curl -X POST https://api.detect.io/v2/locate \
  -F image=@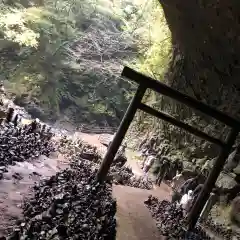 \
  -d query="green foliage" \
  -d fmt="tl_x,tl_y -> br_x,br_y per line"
119,0 -> 172,135
0,8 -> 39,47
0,0 -> 172,127
115,0 -> 172,77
